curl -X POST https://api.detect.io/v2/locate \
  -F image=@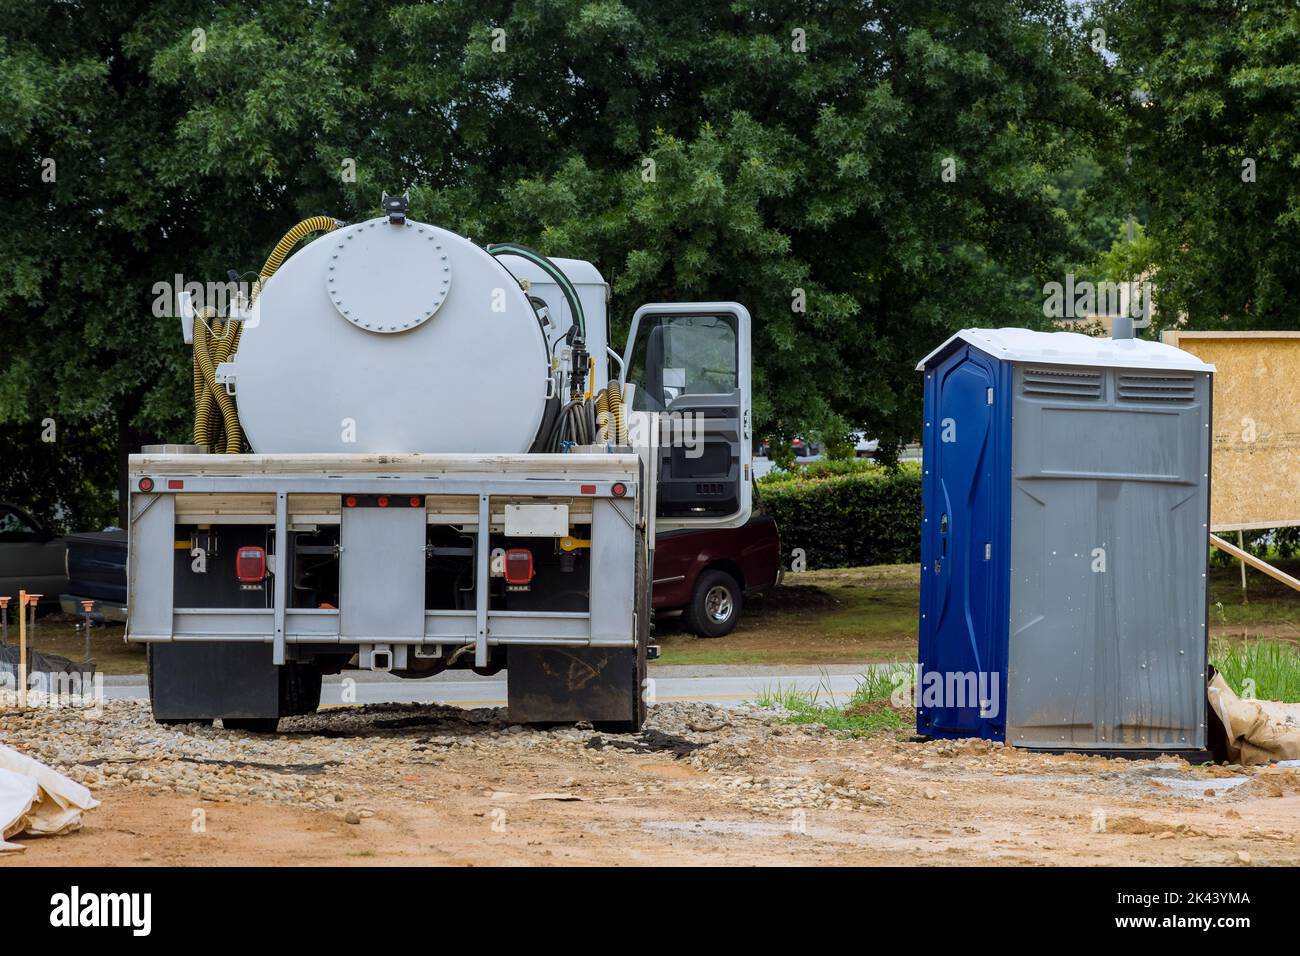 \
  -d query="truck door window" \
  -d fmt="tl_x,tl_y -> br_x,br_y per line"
627,314 -> 738,411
